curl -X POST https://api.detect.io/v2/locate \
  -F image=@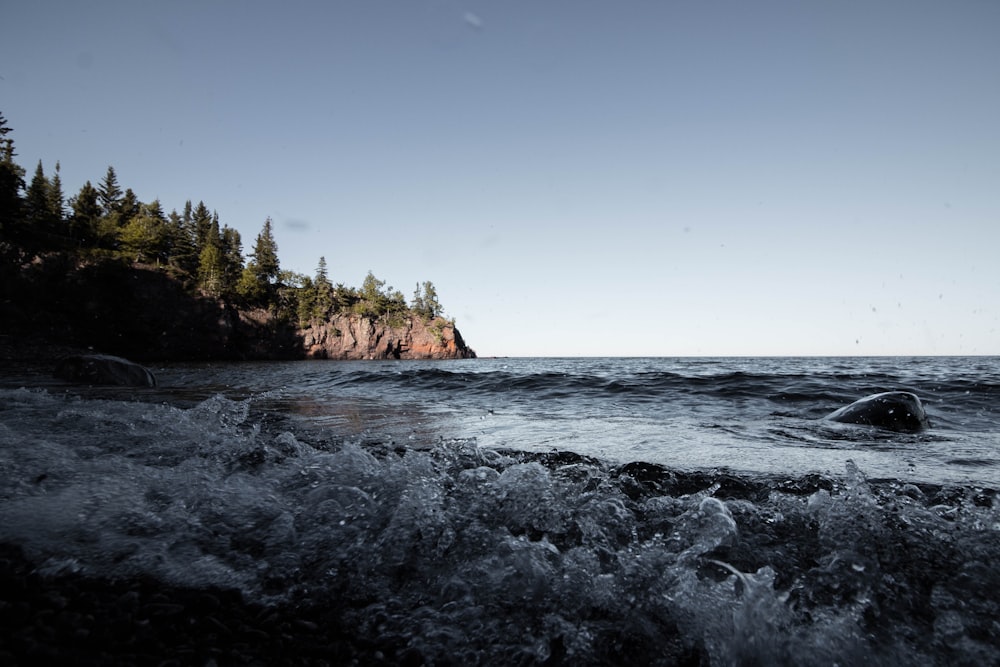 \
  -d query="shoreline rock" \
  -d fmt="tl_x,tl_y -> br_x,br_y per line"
53,354 -> 157,387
